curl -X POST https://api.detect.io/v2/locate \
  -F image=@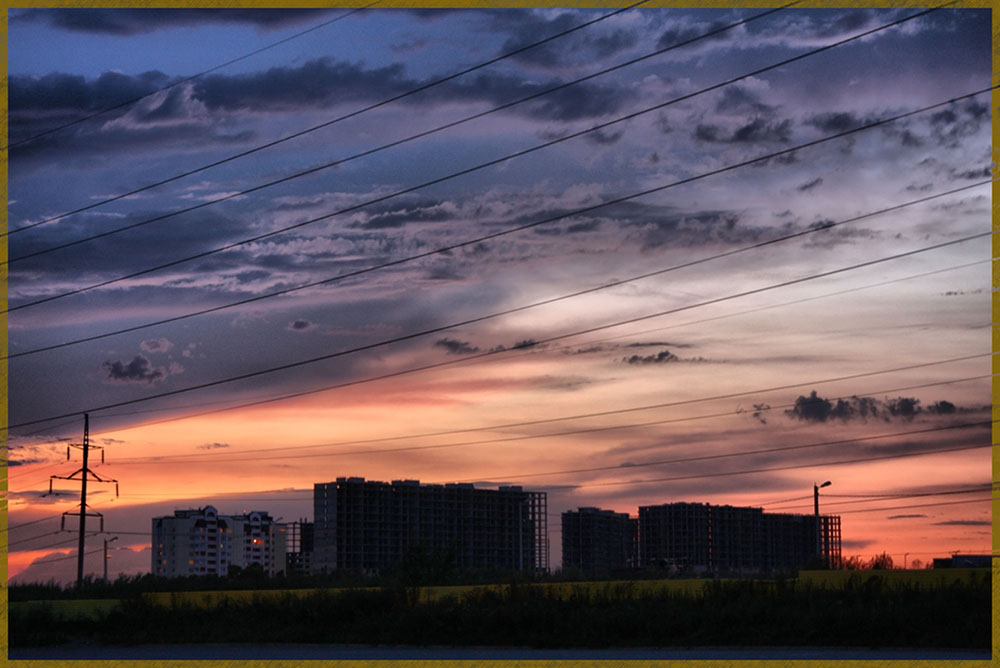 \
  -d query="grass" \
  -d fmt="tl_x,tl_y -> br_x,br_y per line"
9,570 -> 991,649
